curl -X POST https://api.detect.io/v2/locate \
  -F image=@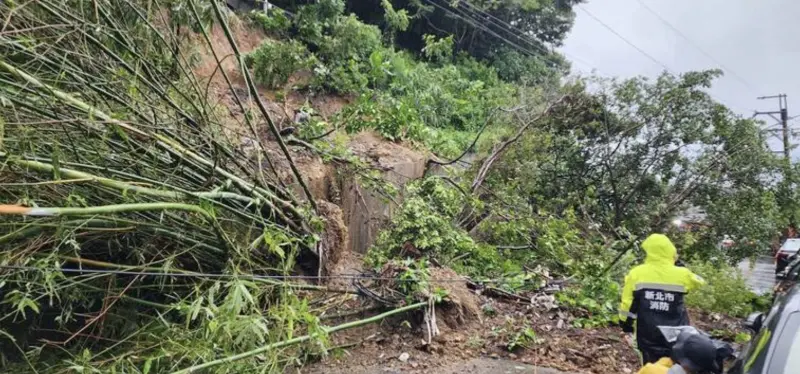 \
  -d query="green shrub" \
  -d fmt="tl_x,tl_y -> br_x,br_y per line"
556,274 -> 621,328
338,56 -> 514,141
249,9 -> 291,36
367,178 -> 506,277
294,0 -> 345,45
317,15 -> 382,63
310,15 -> 383,93
489,47 -> 566,86
246,39 -> 312,88
685,260 -> 764,317
381,0 -> 409,40
392,61 -> 515,132
423,128 -> 475,159
342,91 -> 426,141
422,34 -> 454,63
